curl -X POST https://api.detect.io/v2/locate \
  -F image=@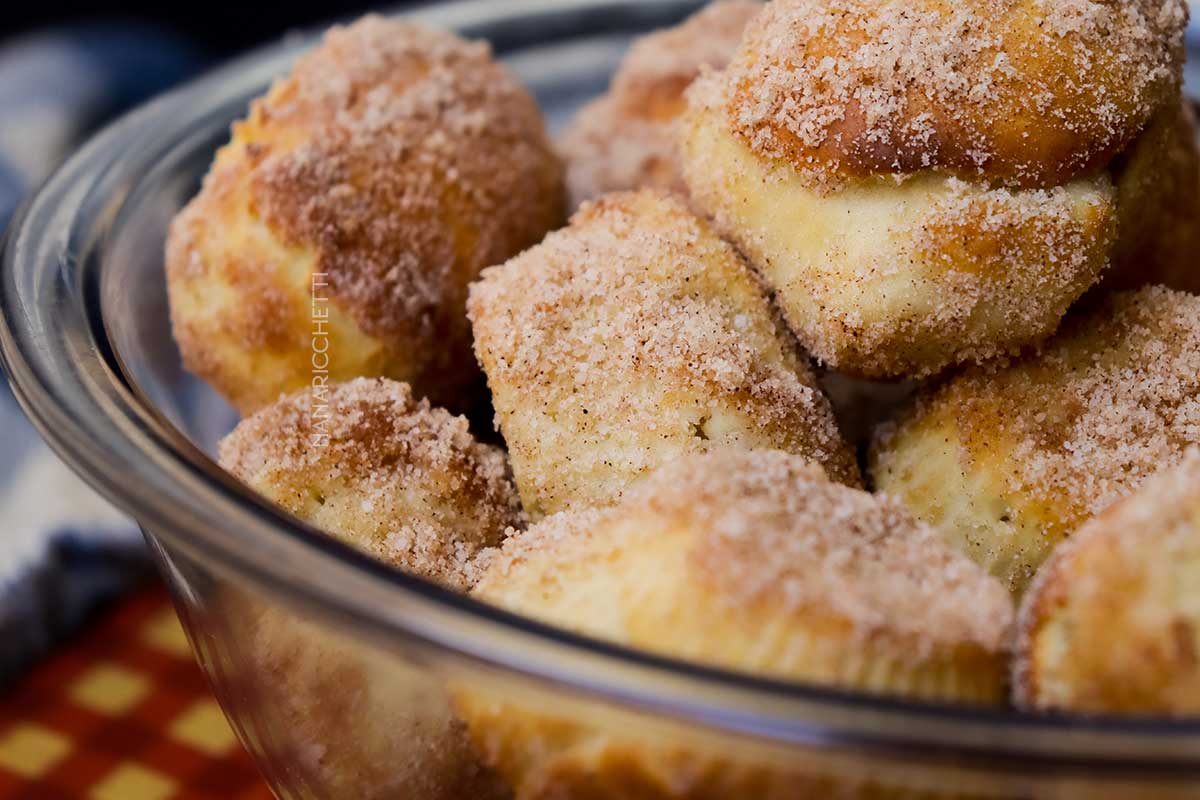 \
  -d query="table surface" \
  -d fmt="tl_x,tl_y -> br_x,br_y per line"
0,587 -> 272,800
